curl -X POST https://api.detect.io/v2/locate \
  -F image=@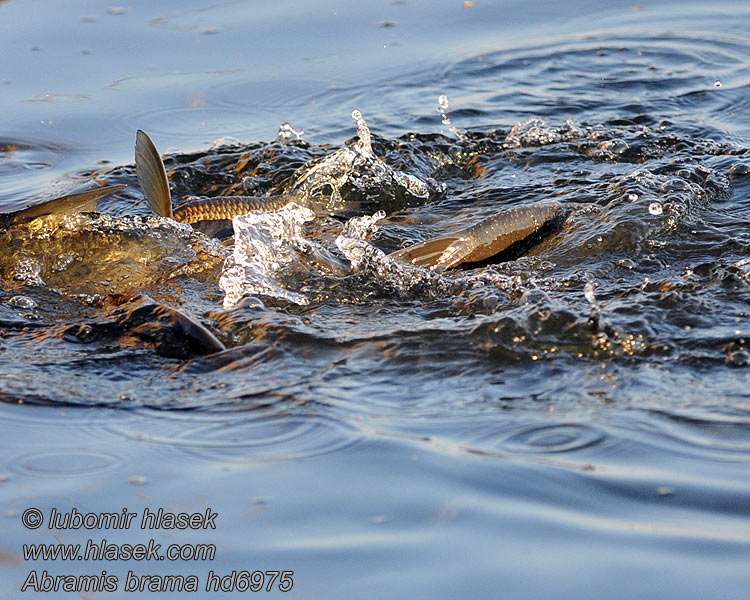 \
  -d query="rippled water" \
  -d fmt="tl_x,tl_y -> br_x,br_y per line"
1,0 -> 750,598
